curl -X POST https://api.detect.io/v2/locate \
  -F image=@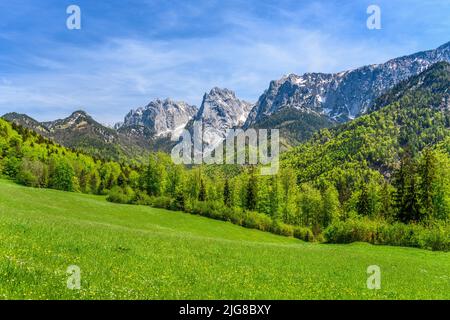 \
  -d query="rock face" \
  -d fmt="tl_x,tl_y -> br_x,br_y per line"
118,98 -> 197,139
370,61 -> 450,112
185,87 -> 253,151
244,73 -> 335,127
2,112 -> 51,135
2,110 -> 150,161
245,41 -> 450,128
